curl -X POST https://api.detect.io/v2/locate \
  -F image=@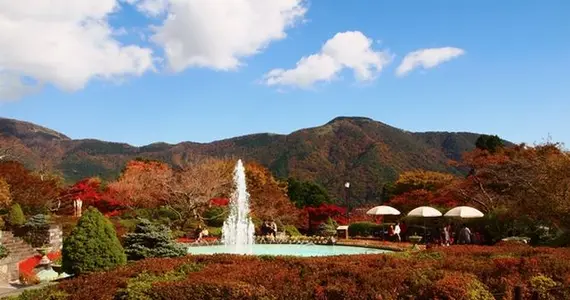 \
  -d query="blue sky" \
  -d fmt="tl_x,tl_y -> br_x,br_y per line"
0,0 -> 568,146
